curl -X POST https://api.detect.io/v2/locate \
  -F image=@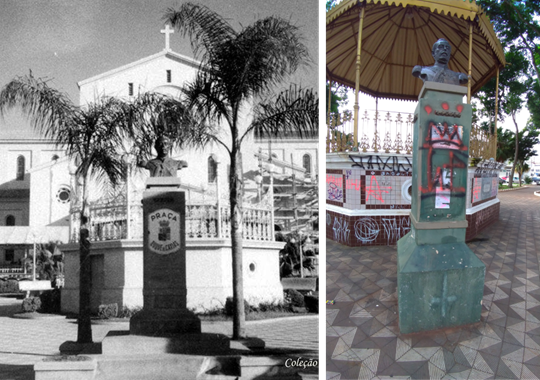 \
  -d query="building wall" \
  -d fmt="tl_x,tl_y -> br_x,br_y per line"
326,152 -> 501,246
60,239 -> 285,314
